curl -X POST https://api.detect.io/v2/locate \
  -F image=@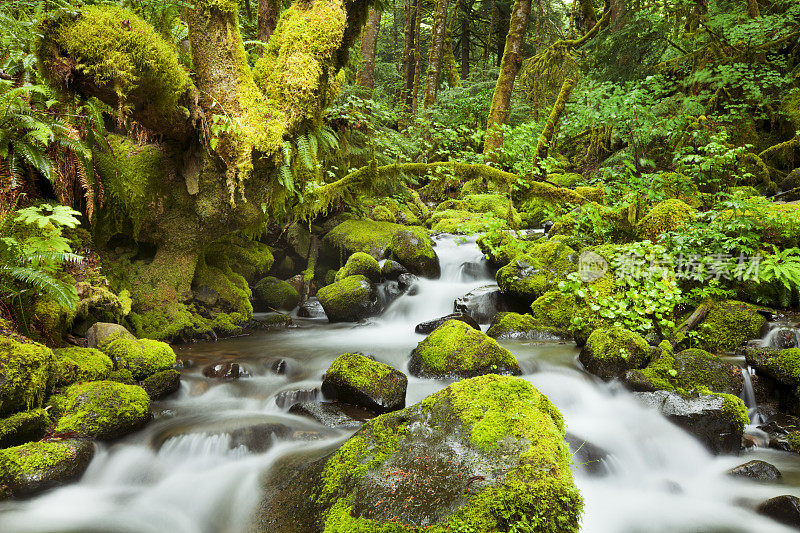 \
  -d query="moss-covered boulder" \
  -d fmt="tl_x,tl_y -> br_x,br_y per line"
317,275 -> 380,323
496,255 -> 558,307
694,300 -> 766,352
530,291 -> 578,335
636,199 -> 695,241
334,252 -> 381,282
86,322 -> 136,349
486,312 -> 569,340
102,337 -> 176,380
321,353 -> 407,414
254,375 -> 582,532
476,231 -> 530,267
0,337 -> 55,417
252,276 -> 300,311
746,347 -> 800,386
0,409 -> 50,448
140,369 -> 181,399
409,320 -> 521,378
0,440 -> 94,499
579,327 -> 650,380
626,343 -> 742,395
370,205 -> 396,223
50,380 -> 150,439
323,220 -> 438,277
388,229 -> 440,278
53,347 -> 113,387
380,259 -> 407,280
